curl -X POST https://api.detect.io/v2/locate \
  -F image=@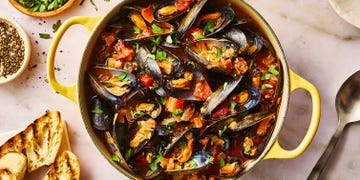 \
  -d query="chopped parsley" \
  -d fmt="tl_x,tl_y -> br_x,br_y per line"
91,109 -> 103,114
111,155 -> 120,163
219,158 -> 225,168
268,65 -> 279,75
175,165 -> 182,170
186,159 -> 198,168
105,82 -> 112,88
218,125 -> 227,137
248,59 -> 254,69
172,109 -> 183,115
117,73 -> 128,81
133,26 -> 141,34
166,34 -> 173,44
203,20 -> 215,34
210,135 -> 218,145
133,43 -> 140,53
149,154 -> 164,171
149,36 -> 162,45
52,20 -> 62,33
261,73 -> 271,80
166,122 -> 174,130
192,32 -> 206,39
146,54 -> 156,60
261,84 -> 267,90
151,24 -> 163,34
125,148 -> 132,161
244,145 -> 251,153
230,100 -> 237,112
39,33 -> 51,39
155,49 -> 167,61
216,48 -> 221,60
161,97 -> 167,105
